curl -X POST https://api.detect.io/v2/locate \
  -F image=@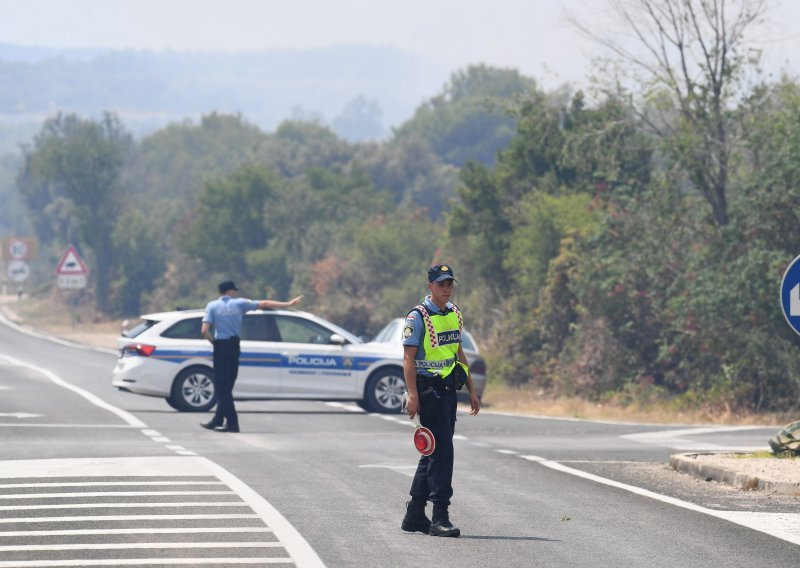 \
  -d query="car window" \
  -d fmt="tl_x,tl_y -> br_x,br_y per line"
461,331 -> 477,352
241,314 -> 280,342
372,320 -> 400,343
122,319 -> 158,339
274,315 -> 338,344
161,316 -> 204,340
